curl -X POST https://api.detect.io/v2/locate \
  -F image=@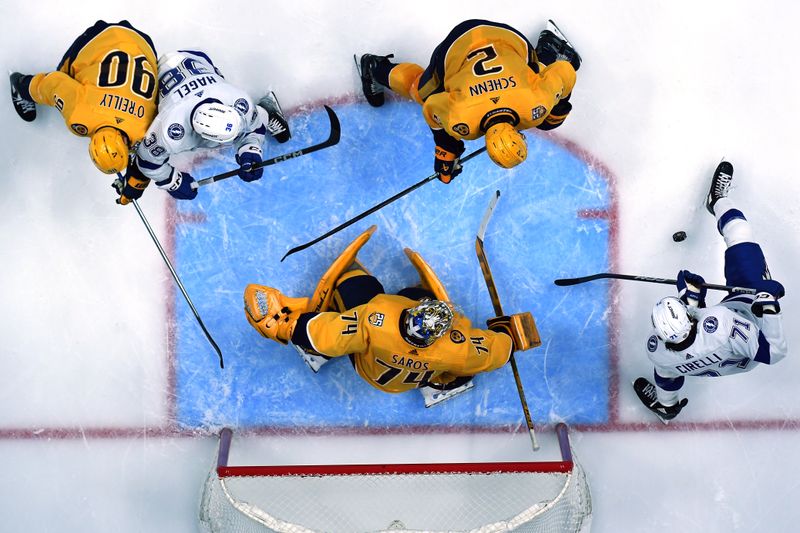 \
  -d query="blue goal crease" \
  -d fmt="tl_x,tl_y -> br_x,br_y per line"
171,101 -> 611,430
